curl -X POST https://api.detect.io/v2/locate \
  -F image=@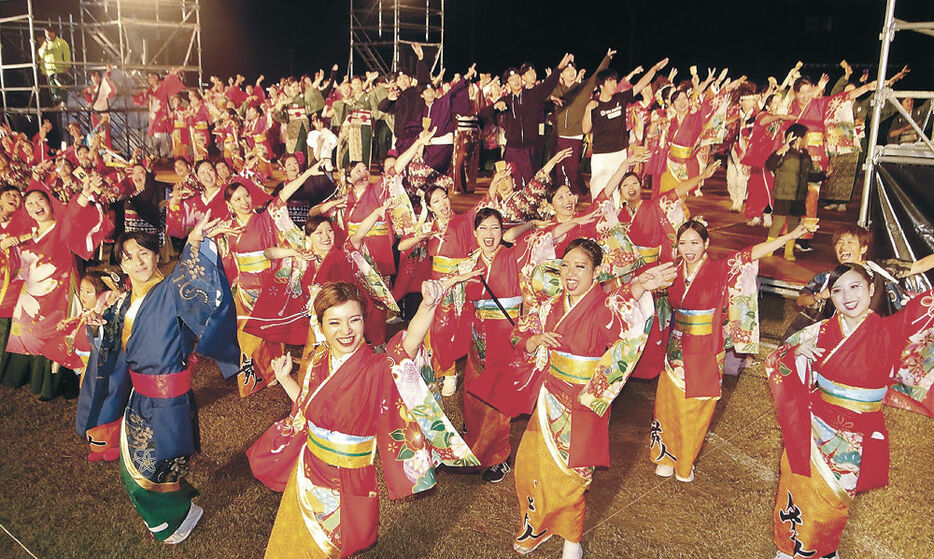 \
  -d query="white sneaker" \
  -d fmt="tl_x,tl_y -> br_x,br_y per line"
561,540 -> 583,559
654,464 -> 674,477
164,503 -> 203,545
441,375 -> 458,397
675,467 -> 695,483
